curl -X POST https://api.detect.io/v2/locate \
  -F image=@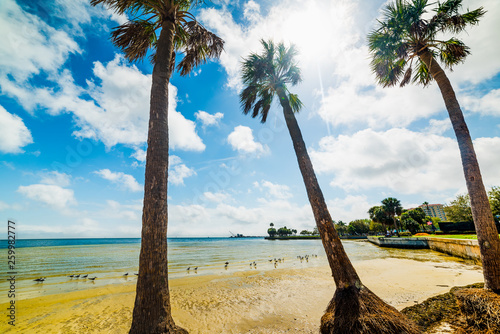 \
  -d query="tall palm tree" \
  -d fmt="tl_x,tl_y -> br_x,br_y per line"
382,197 -> 402,233
368,205 -> 392,232
240,39 -> 418,333
368,0 -> 500,292
90,1 -> 223,332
